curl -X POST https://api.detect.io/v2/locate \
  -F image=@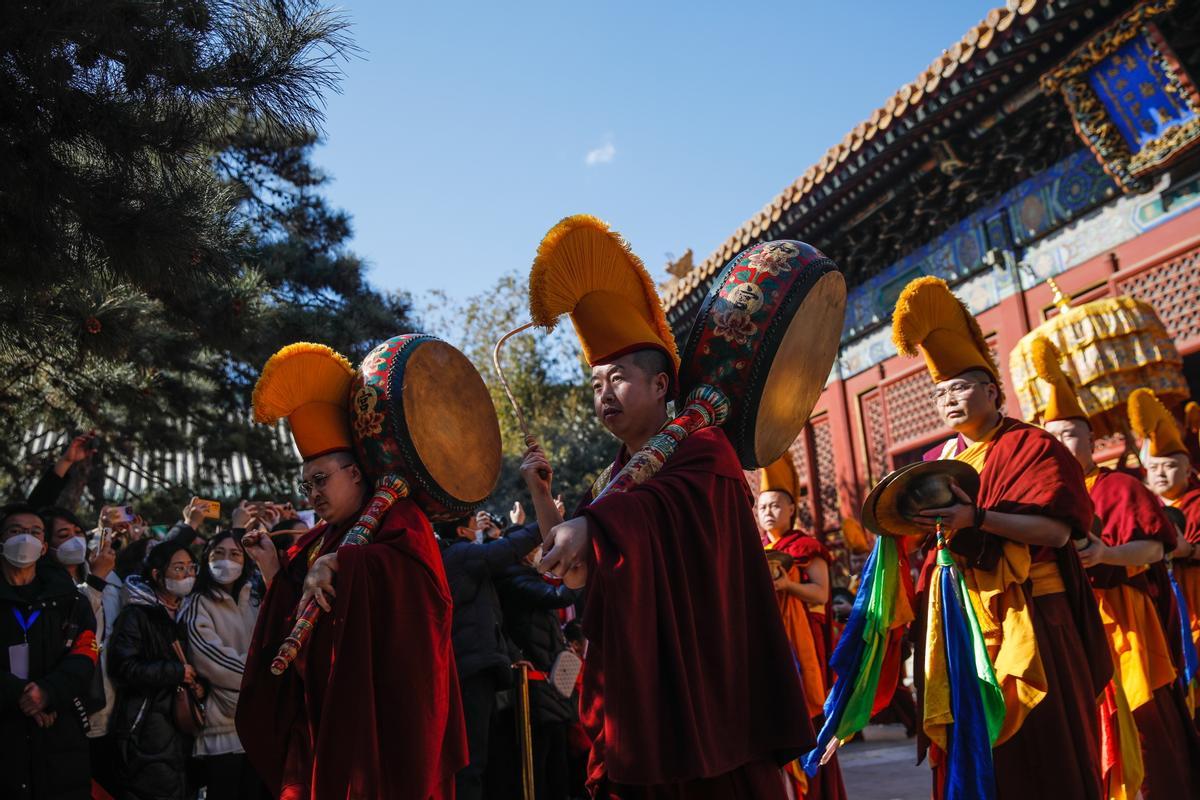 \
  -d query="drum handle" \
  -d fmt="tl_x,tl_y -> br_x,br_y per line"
493,322 -> 549,472
270,476 -> 410,676
592,385 -> 729,503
